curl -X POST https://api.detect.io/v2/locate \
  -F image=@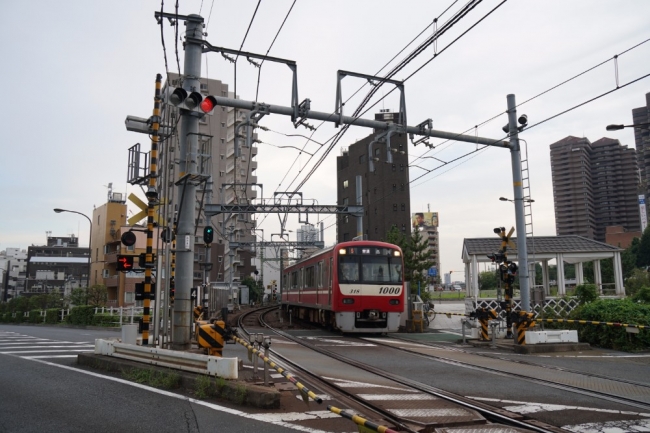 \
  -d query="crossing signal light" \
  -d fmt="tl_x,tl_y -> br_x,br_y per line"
203,226 -> 214,245
117,255 -> 134,271
167,87 -> 217,114
169,277 -> 175,302
121,231 -> 136,247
